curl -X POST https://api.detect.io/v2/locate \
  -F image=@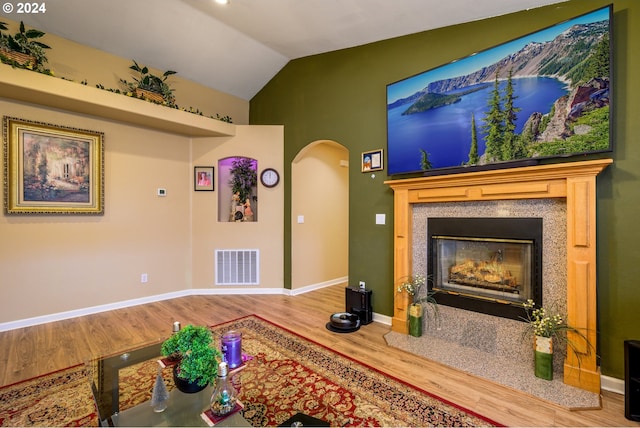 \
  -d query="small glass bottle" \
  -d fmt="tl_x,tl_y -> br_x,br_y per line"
209,361 -> 238,416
